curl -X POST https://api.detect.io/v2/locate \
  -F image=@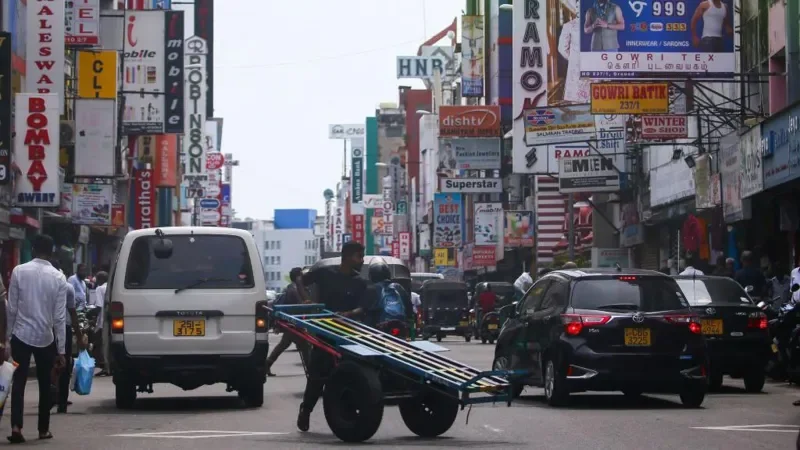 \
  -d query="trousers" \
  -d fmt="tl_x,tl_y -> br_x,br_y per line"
57,326 -> 74,409
10,336 -> 56,432
300,347 -> 335,412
